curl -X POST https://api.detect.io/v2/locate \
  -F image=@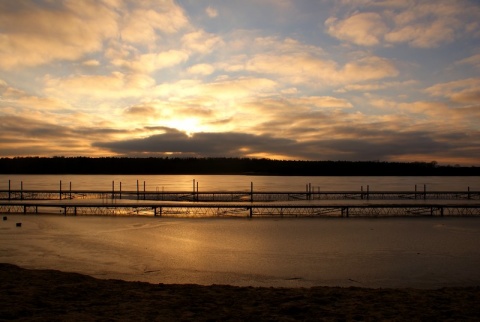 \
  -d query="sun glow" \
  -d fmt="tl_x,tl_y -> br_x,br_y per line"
164,118 -> 202,136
